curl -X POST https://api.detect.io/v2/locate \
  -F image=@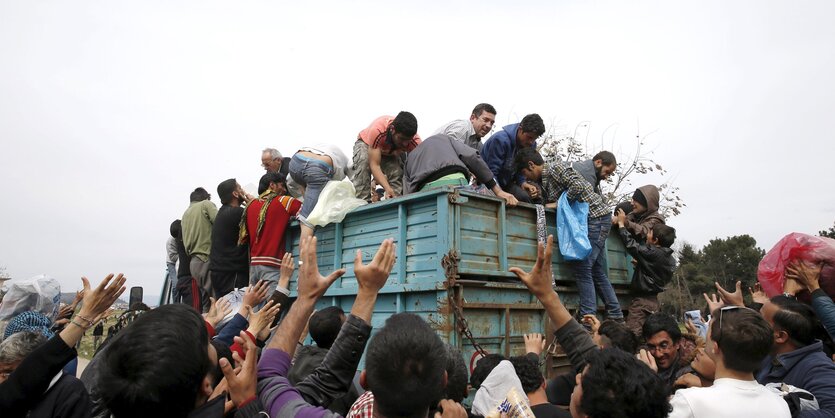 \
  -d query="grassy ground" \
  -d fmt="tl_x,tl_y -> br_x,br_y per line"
77,310 -> 124,359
